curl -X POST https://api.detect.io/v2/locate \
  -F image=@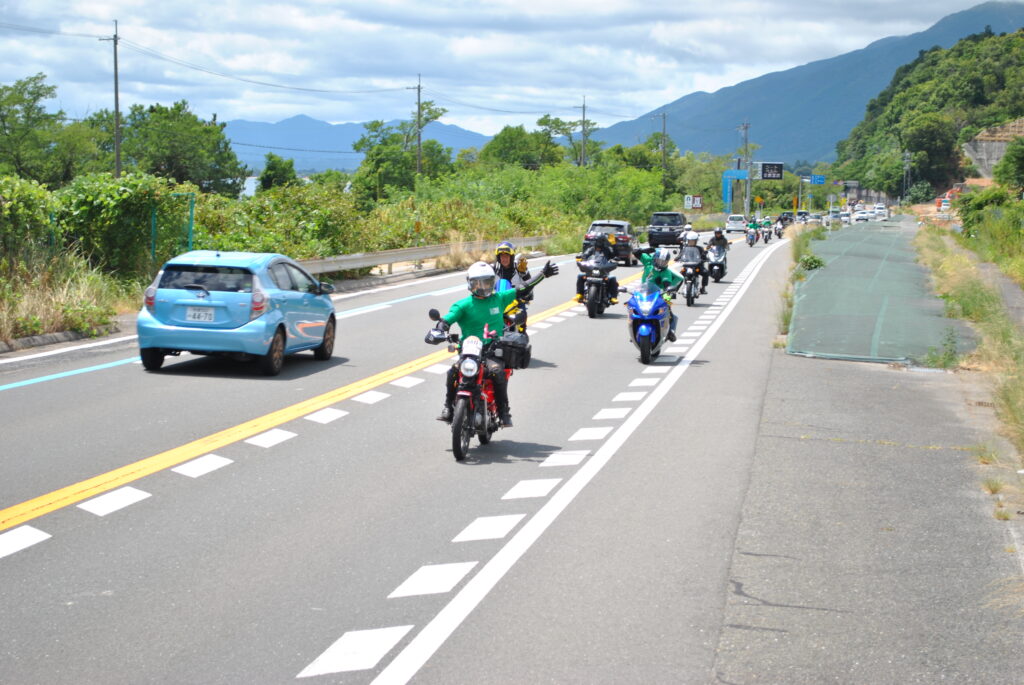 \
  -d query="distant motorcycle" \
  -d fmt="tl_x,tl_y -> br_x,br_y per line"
624,282 -> 673,364
762,227 -> 772,244
707,245 -> 727,283
577,254 -> 618,319
679,259 -> 702,306
746,228 -> 758,247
